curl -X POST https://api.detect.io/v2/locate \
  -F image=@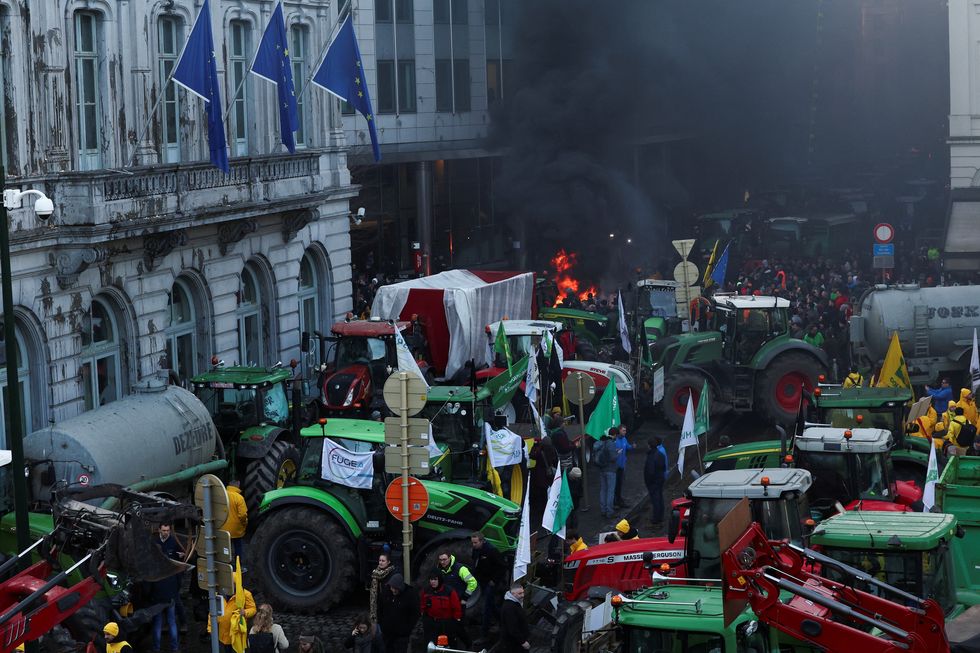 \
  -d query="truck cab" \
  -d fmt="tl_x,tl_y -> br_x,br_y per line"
809,511 -> 961,618
676,468 -> 813,581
